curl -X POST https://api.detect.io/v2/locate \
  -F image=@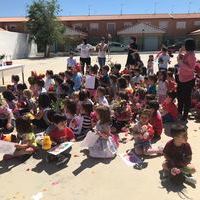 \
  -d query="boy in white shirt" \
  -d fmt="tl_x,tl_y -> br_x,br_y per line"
158,47 -> 170,71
